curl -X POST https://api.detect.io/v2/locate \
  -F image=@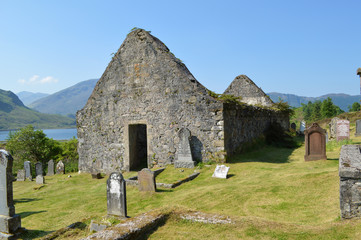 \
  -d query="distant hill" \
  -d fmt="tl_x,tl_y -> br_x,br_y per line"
268,92 -> 361,112
29,79 -> 98,116
17,91 -> 49,106
0,89 -> 75,130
